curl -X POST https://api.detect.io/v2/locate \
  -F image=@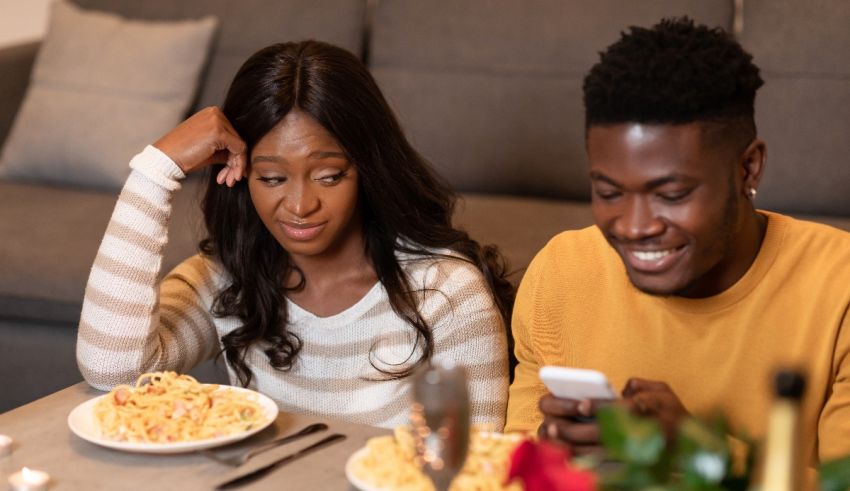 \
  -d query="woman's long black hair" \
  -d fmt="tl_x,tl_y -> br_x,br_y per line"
200,40 -> 514,386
